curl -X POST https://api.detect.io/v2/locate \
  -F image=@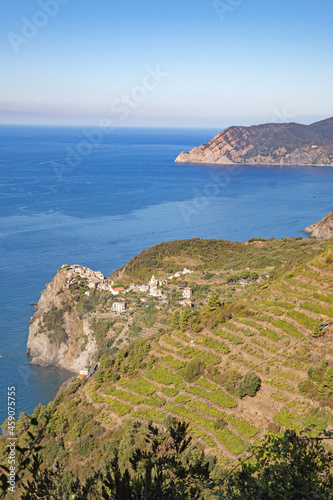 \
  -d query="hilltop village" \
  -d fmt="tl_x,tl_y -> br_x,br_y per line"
62,264 -> 195,312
